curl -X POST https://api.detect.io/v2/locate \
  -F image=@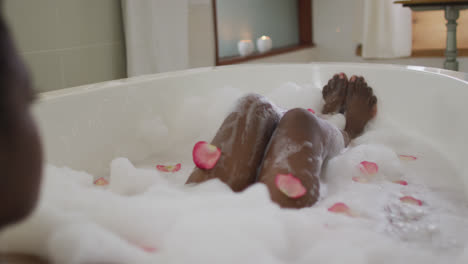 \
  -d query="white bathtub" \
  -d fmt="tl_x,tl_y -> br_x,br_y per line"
34,63 -> 468,181
0,62 -> 460,263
